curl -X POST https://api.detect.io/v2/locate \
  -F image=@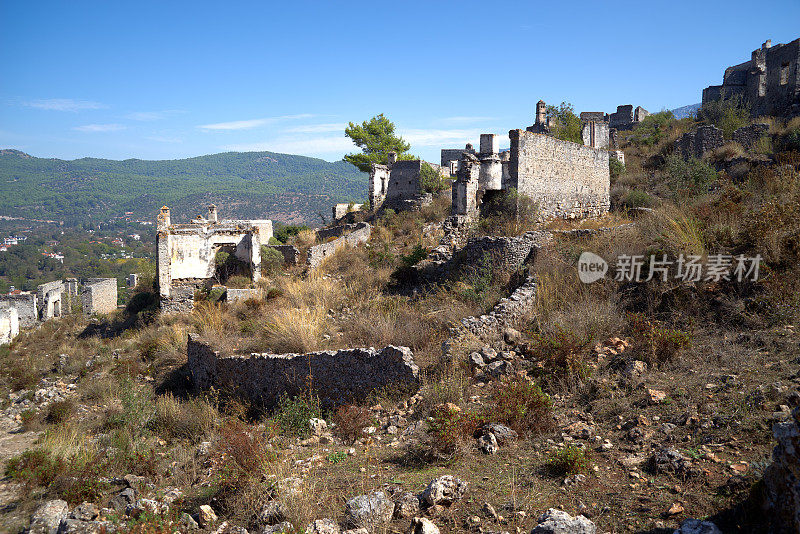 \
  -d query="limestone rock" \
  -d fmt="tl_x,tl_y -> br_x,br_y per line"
503,327 -> 523,345
420,475 -> 468,507
345,491 -> 393,530
69,502 -> 99,522
29,499 -> 68,534
480,423 -> 518,444
258,501 -> 285,526
407,517 -> 440,534
469,352 -> 486,369
59,519 -> 117,534
478,432 -> 499,454
393,491 -> 421,519
342,529 -> 369,534
309,418 -> 328,435
198,505 -> 218,528
261,522 -> 293,534
651,447 -> 692,474
530,508 -> 596,534
673,518 -> 722,534
181,513 -> 199,530
108,487 -> 136,512
623,360 -> 647,380
306,518 -> 341,534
